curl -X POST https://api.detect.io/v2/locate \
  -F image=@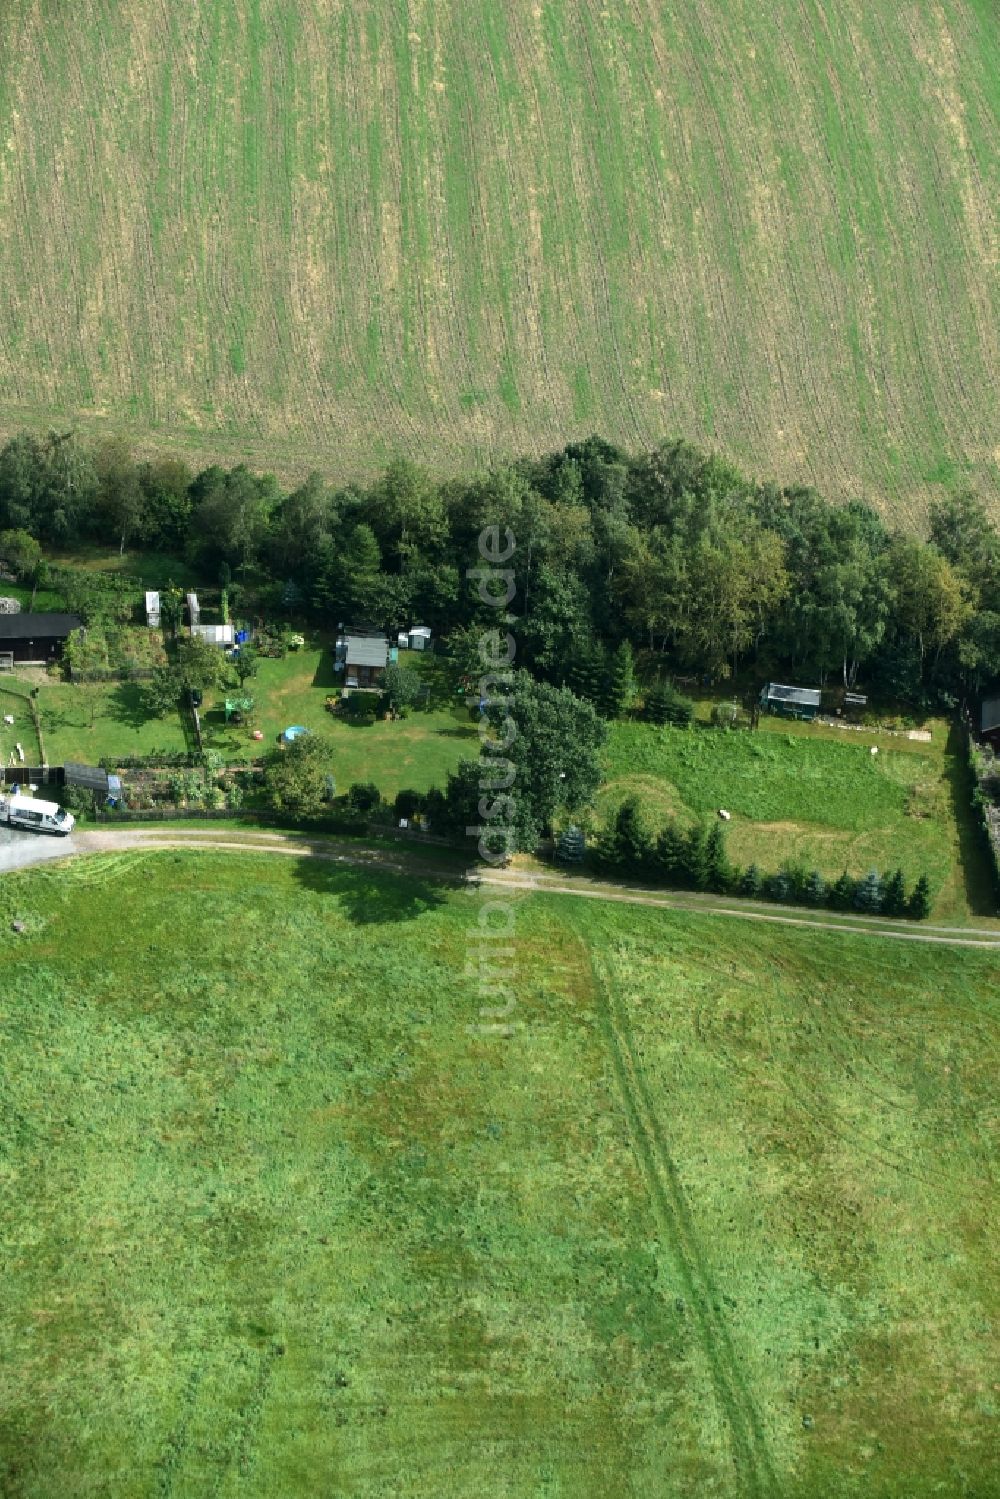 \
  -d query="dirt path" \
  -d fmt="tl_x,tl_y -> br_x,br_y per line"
577,929 -> 781,1494
6,825 -> 1000,951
